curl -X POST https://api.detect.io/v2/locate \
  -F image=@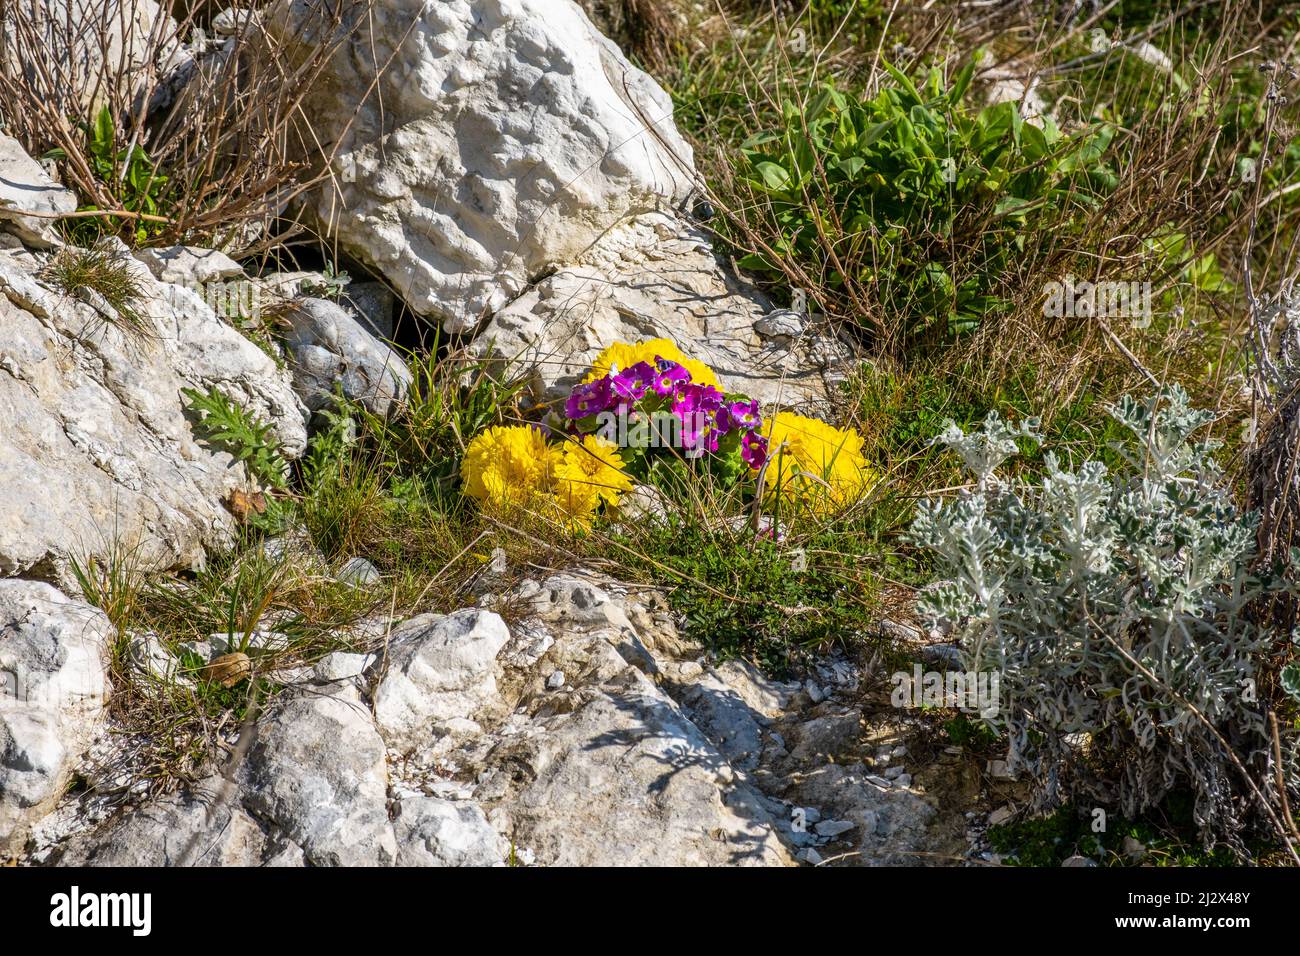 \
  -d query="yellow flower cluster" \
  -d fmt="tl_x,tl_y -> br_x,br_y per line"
582,337 -> 720,389
461,426 -> 632,530
762,412 -> 877,514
